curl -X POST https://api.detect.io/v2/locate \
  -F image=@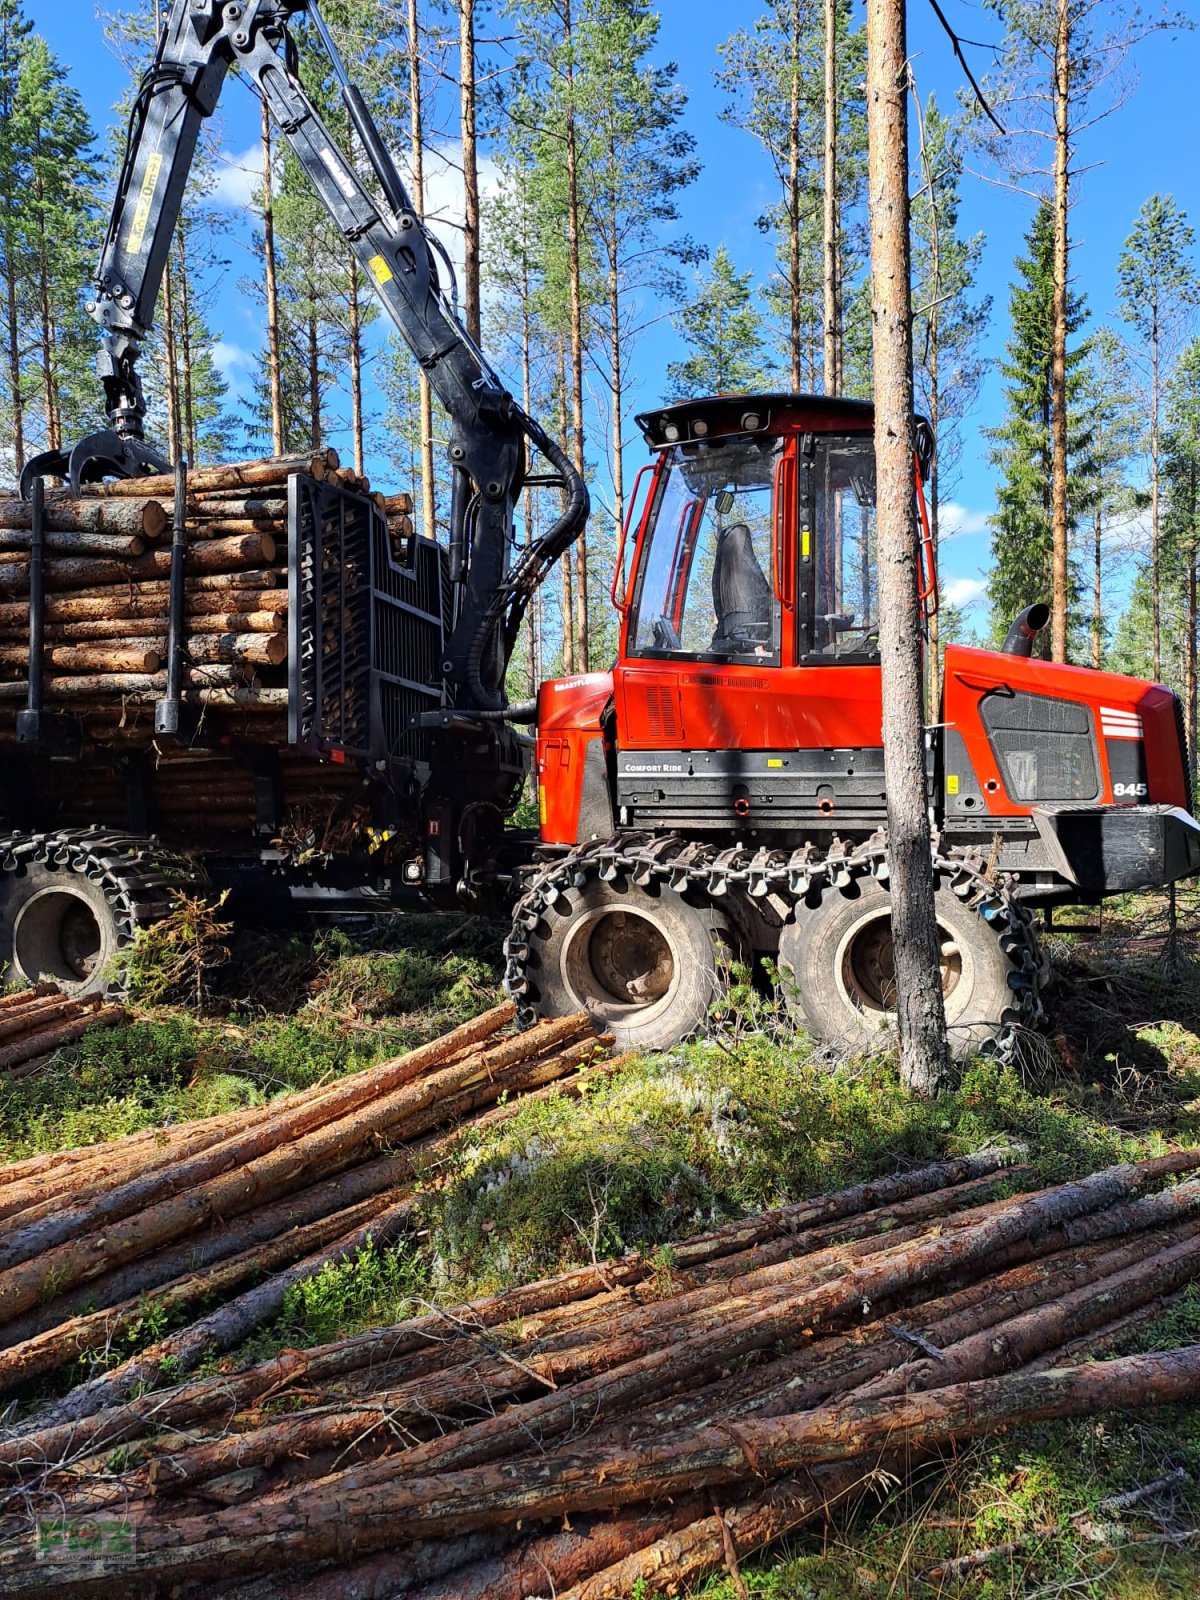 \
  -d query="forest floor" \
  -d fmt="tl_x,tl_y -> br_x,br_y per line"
3,890 -> 1200,1598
